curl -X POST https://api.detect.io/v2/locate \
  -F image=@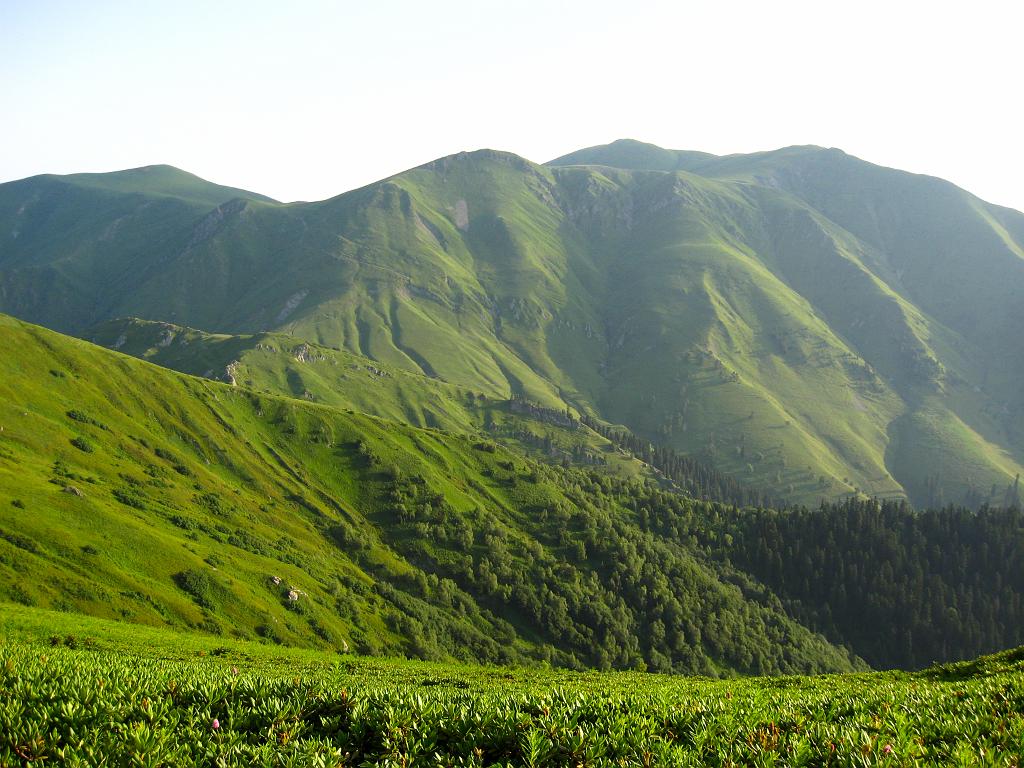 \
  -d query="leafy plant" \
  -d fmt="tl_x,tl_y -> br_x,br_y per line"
1,607 -> 1023,767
